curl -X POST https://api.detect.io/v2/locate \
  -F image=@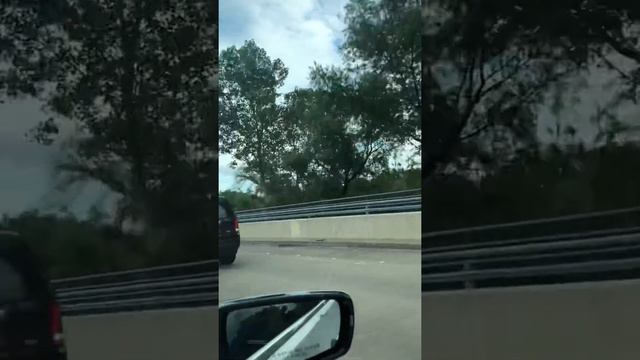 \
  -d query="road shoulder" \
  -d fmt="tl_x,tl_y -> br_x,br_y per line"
241,239 -> 421,250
